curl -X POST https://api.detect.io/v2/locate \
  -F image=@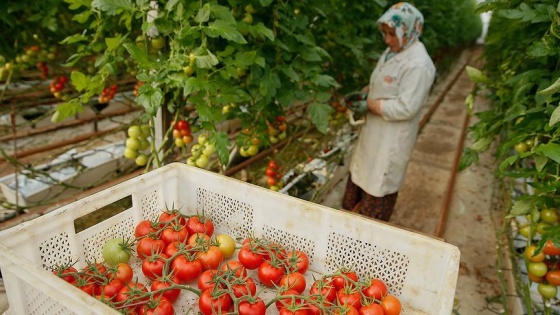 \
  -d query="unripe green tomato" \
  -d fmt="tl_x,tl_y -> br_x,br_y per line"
198,134 -> 207,145
183,65 -> 194,75
538,283 -> 558,299
141,125 -> 151,138
175,137 -> 185,147
247,144 -> 259,156
541,209 -> 559,224
124,148 -> 138,160
186,156 -> 197,166
128,125 -> 142,138
138,138 -> 150,151
191,144 -> 201,155
269,136 -> 279,144
518,225 -> 535,239
514,142 -> 528,153
102,238 -> 131,266
202,143 -> 215,156
537,222 -> 551,235
278,131 -> 287,140
135,154 -> 148,166
196,155 -> 209,168
528,262 -> 548,278
125,138 -> 140,151
525,139 -> 535,148
242,13 -> 253,24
